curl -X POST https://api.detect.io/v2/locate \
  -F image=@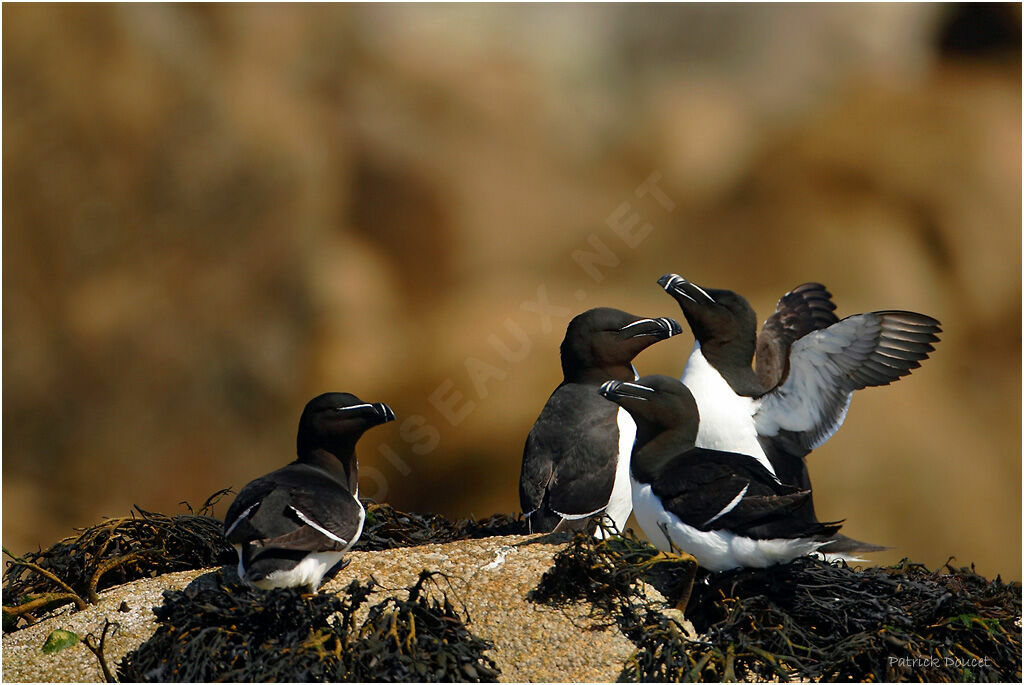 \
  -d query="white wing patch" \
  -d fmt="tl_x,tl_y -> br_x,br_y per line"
551,505 -> 607,520
703,484 -> 749,528
754,315 -> 879,449
224,502 -> 258,537
289,505 -> 349,545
